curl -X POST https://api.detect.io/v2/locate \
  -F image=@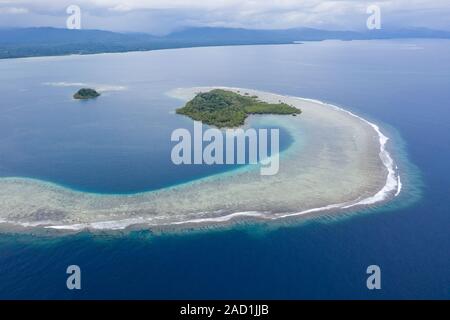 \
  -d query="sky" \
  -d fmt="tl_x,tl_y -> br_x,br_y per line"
0,0 -> 449,34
